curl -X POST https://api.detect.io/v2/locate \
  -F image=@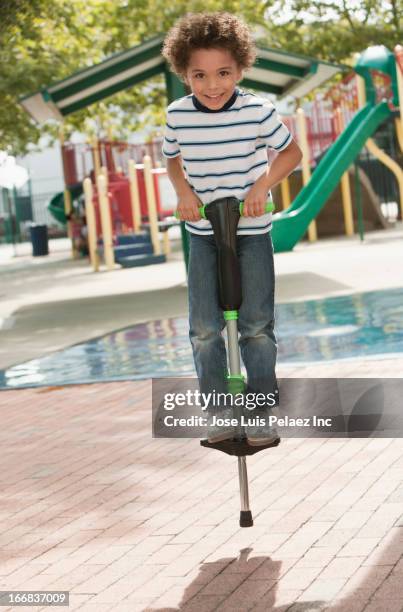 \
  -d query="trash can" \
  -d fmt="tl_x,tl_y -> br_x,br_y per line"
29,224 -> 49,256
